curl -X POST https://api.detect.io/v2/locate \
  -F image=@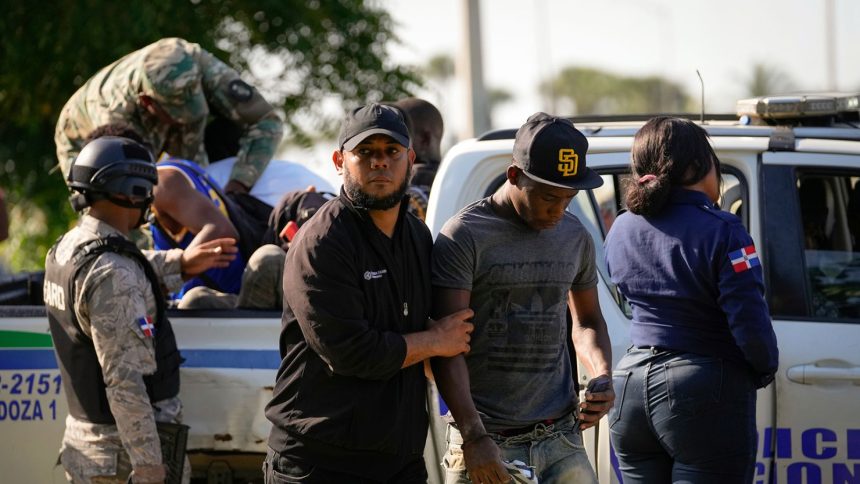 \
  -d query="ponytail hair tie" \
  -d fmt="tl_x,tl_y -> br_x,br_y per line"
637,174 -> 657,184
